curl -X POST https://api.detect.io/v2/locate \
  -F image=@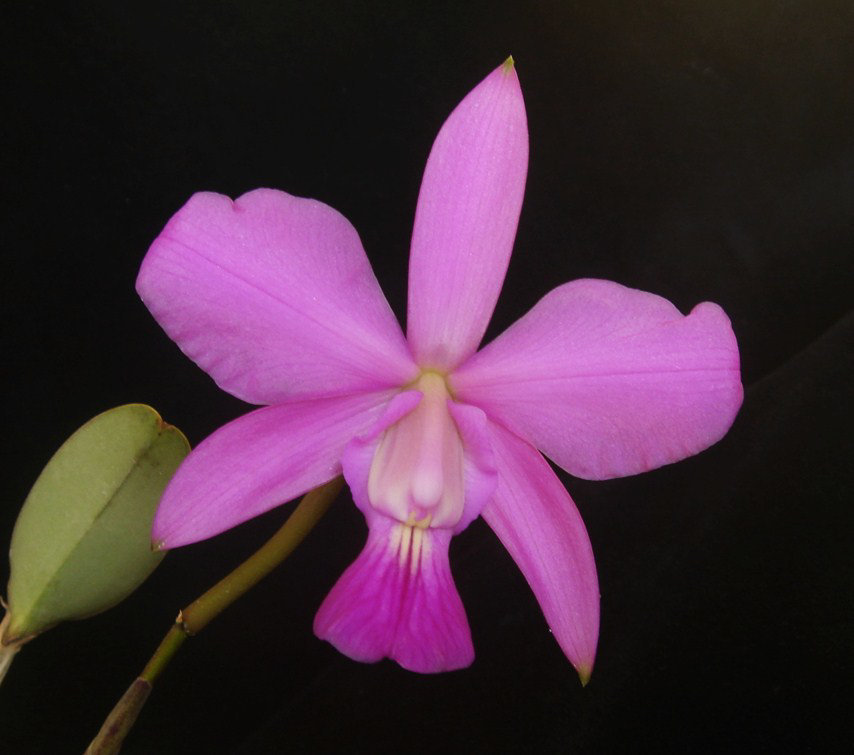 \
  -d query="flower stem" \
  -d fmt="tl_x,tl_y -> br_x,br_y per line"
85,476 -> 342,755
139,623 -> 187,682
0,611 -> 26,687
0,641 -> 19,686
